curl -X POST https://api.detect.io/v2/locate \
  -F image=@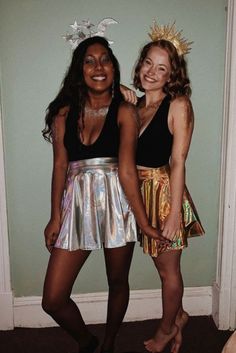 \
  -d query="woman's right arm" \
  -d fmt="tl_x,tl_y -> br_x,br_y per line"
44,107 -> 69,252
120,84 -> 138,105
117,102 -> 170,242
